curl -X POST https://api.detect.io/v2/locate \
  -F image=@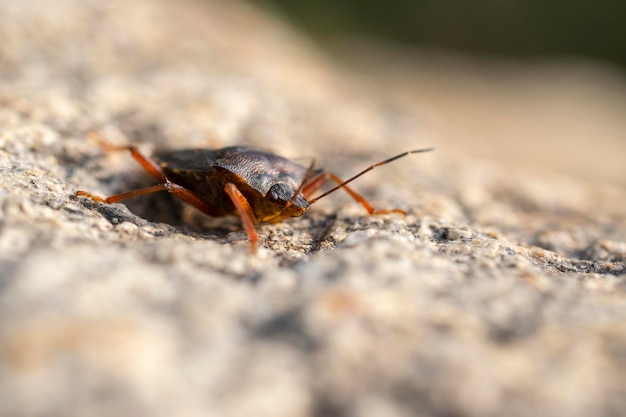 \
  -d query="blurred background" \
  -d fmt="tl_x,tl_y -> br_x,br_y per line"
255,0 -> 626,67
252,0 -> 626,187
